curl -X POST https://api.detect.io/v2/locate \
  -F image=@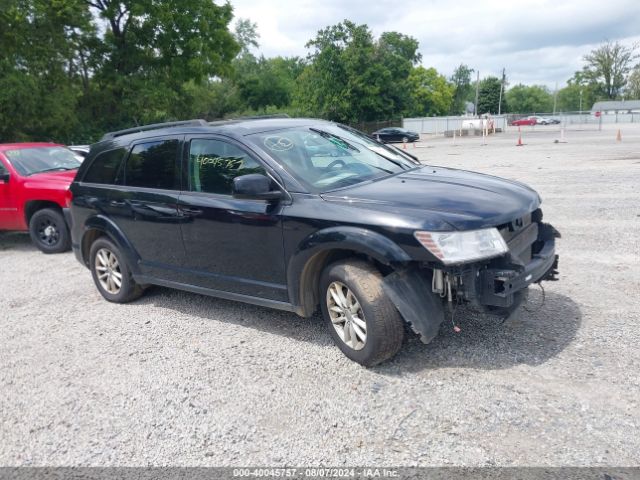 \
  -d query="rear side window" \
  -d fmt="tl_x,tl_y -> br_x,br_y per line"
82,148 -> 126,184
124,139 -> 180,190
